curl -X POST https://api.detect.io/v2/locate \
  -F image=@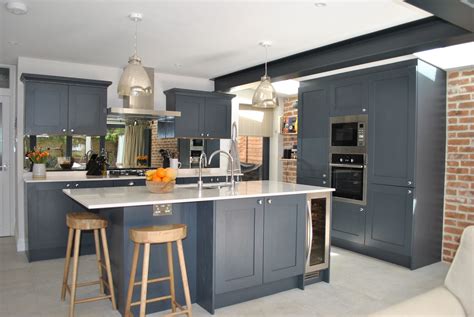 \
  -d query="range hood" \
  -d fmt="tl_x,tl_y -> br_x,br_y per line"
107,67 -> 180,121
